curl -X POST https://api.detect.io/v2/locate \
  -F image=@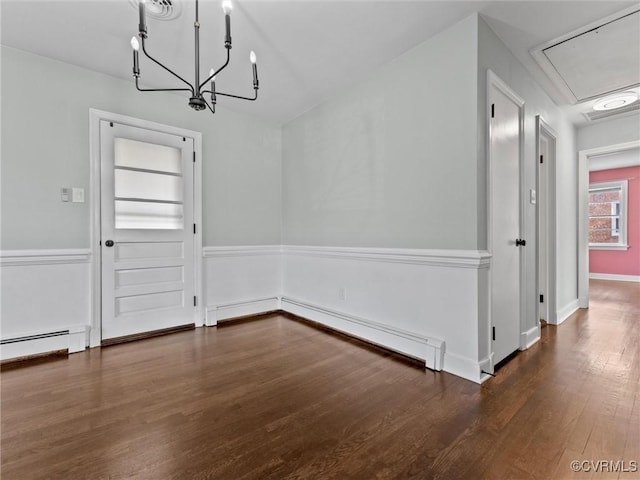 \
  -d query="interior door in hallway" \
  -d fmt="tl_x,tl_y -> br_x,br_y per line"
537,117 -> 556,326
489,74 -> 524,366
100,121 -> 195,342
